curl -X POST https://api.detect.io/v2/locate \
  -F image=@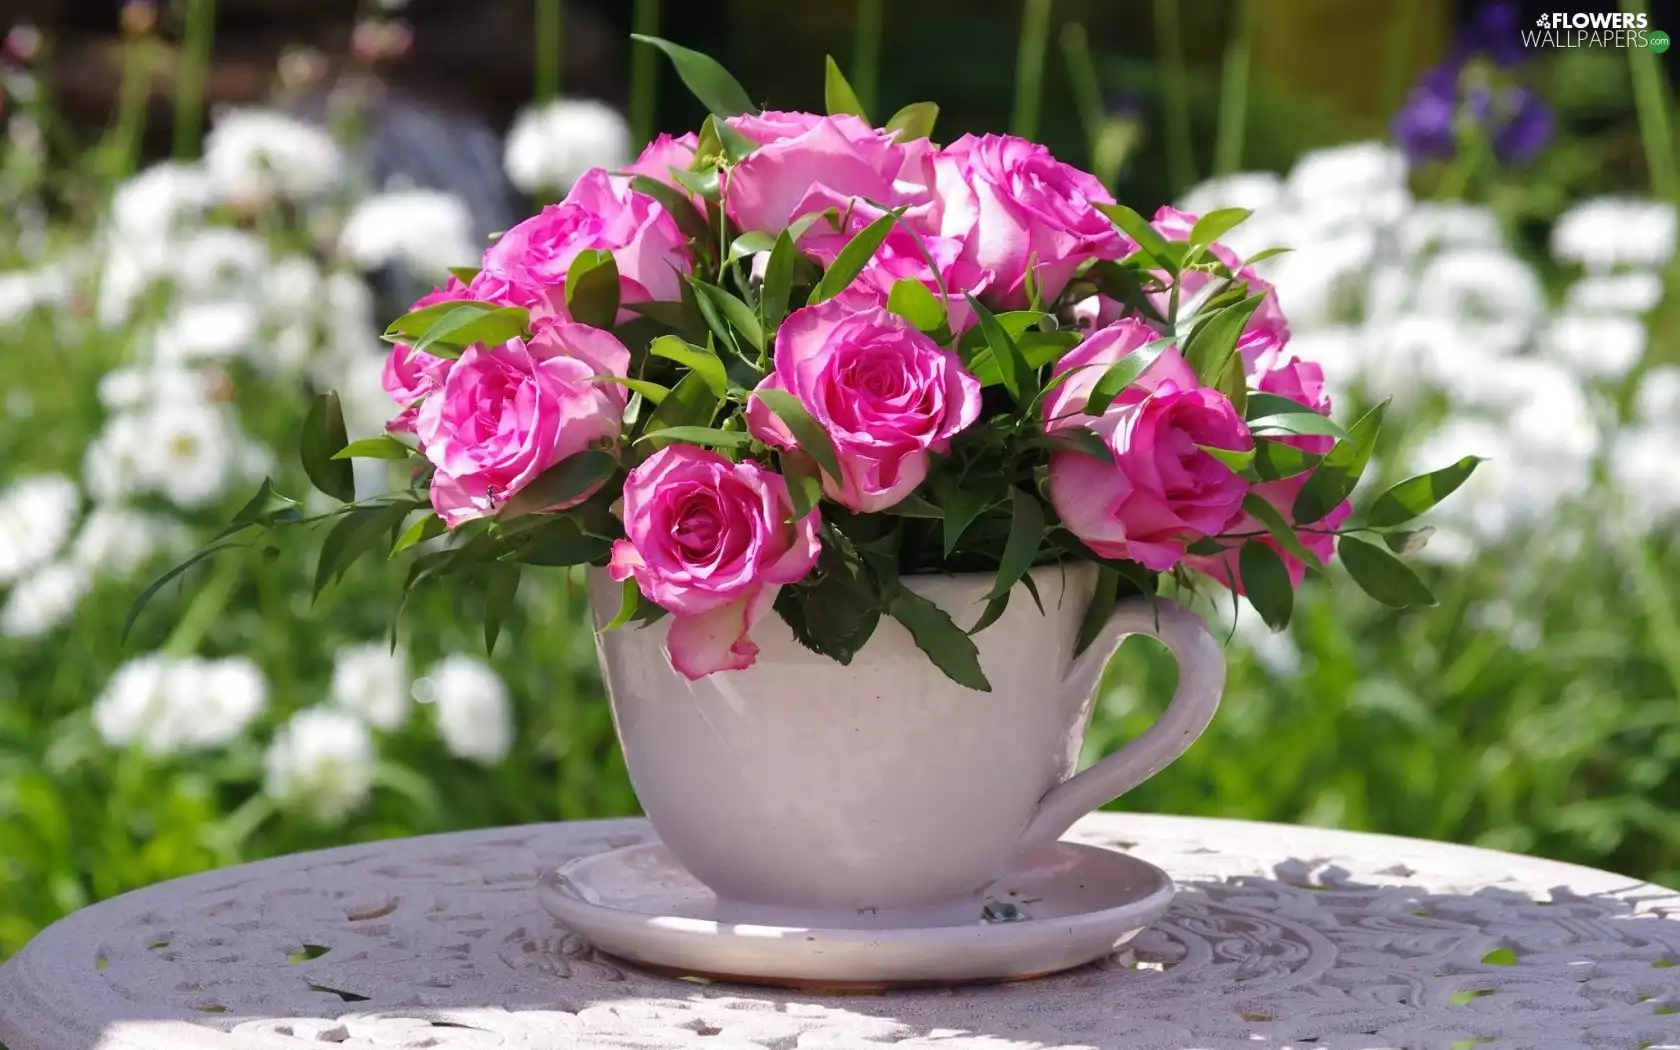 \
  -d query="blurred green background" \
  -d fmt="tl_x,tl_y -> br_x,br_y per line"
1,0 -> 1678,961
